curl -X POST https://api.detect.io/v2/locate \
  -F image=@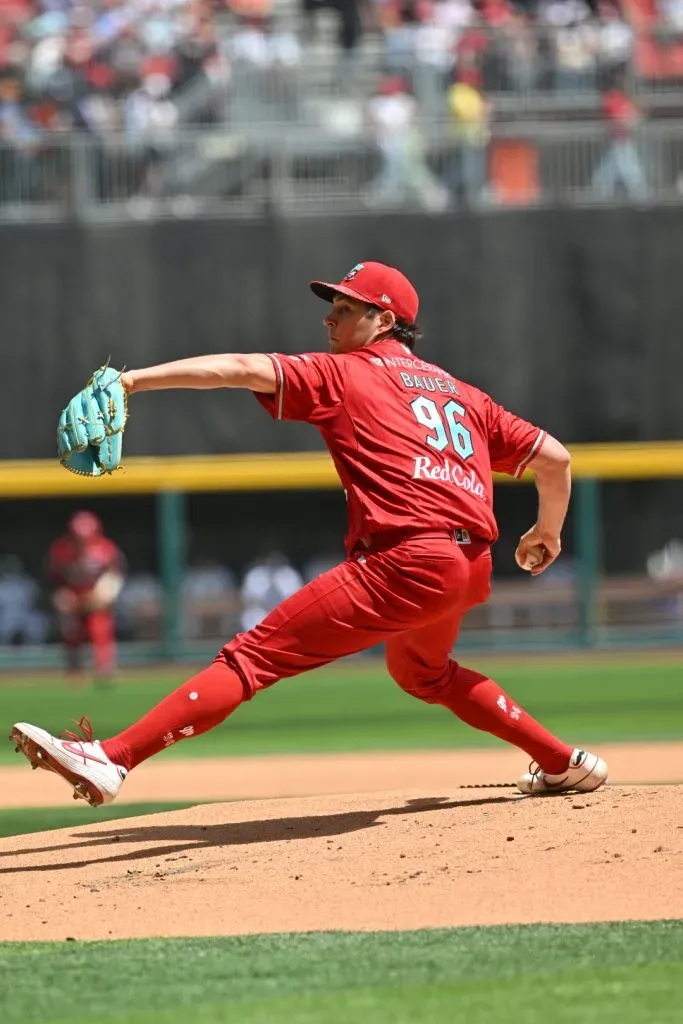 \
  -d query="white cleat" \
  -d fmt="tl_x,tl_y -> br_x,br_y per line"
517,748 -> 608,796
10,720 -> 127,806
